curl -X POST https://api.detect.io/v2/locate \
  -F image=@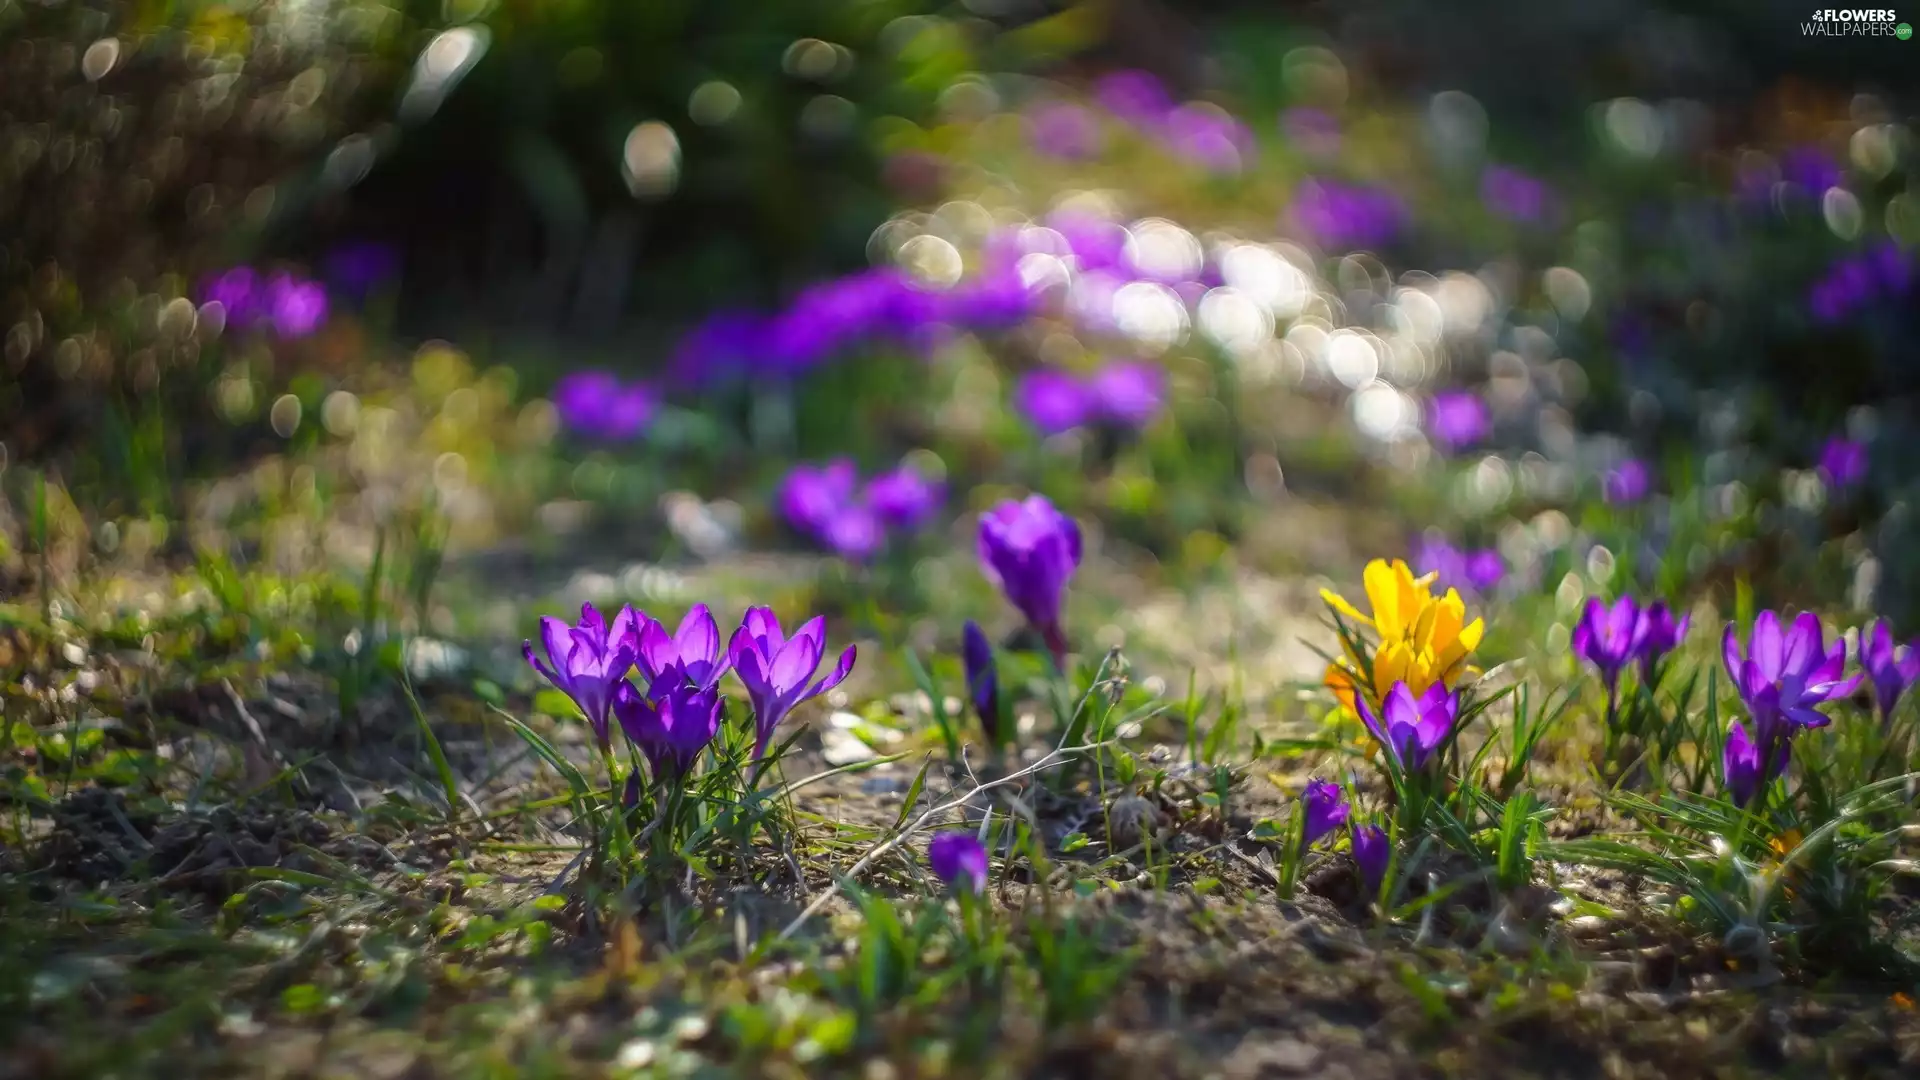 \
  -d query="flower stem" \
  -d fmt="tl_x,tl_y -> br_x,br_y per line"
599,741 -> 635,875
